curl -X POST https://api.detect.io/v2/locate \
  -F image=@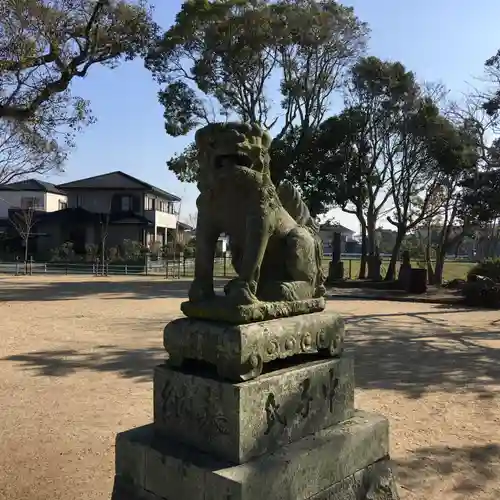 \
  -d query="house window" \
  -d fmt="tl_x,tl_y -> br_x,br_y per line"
145,196 -> 155,210
167,202 -> 174,214
121,195 -> 132,211
76,195 -> 83,207
21,196 -> 42,209
58,200 -> 67,210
